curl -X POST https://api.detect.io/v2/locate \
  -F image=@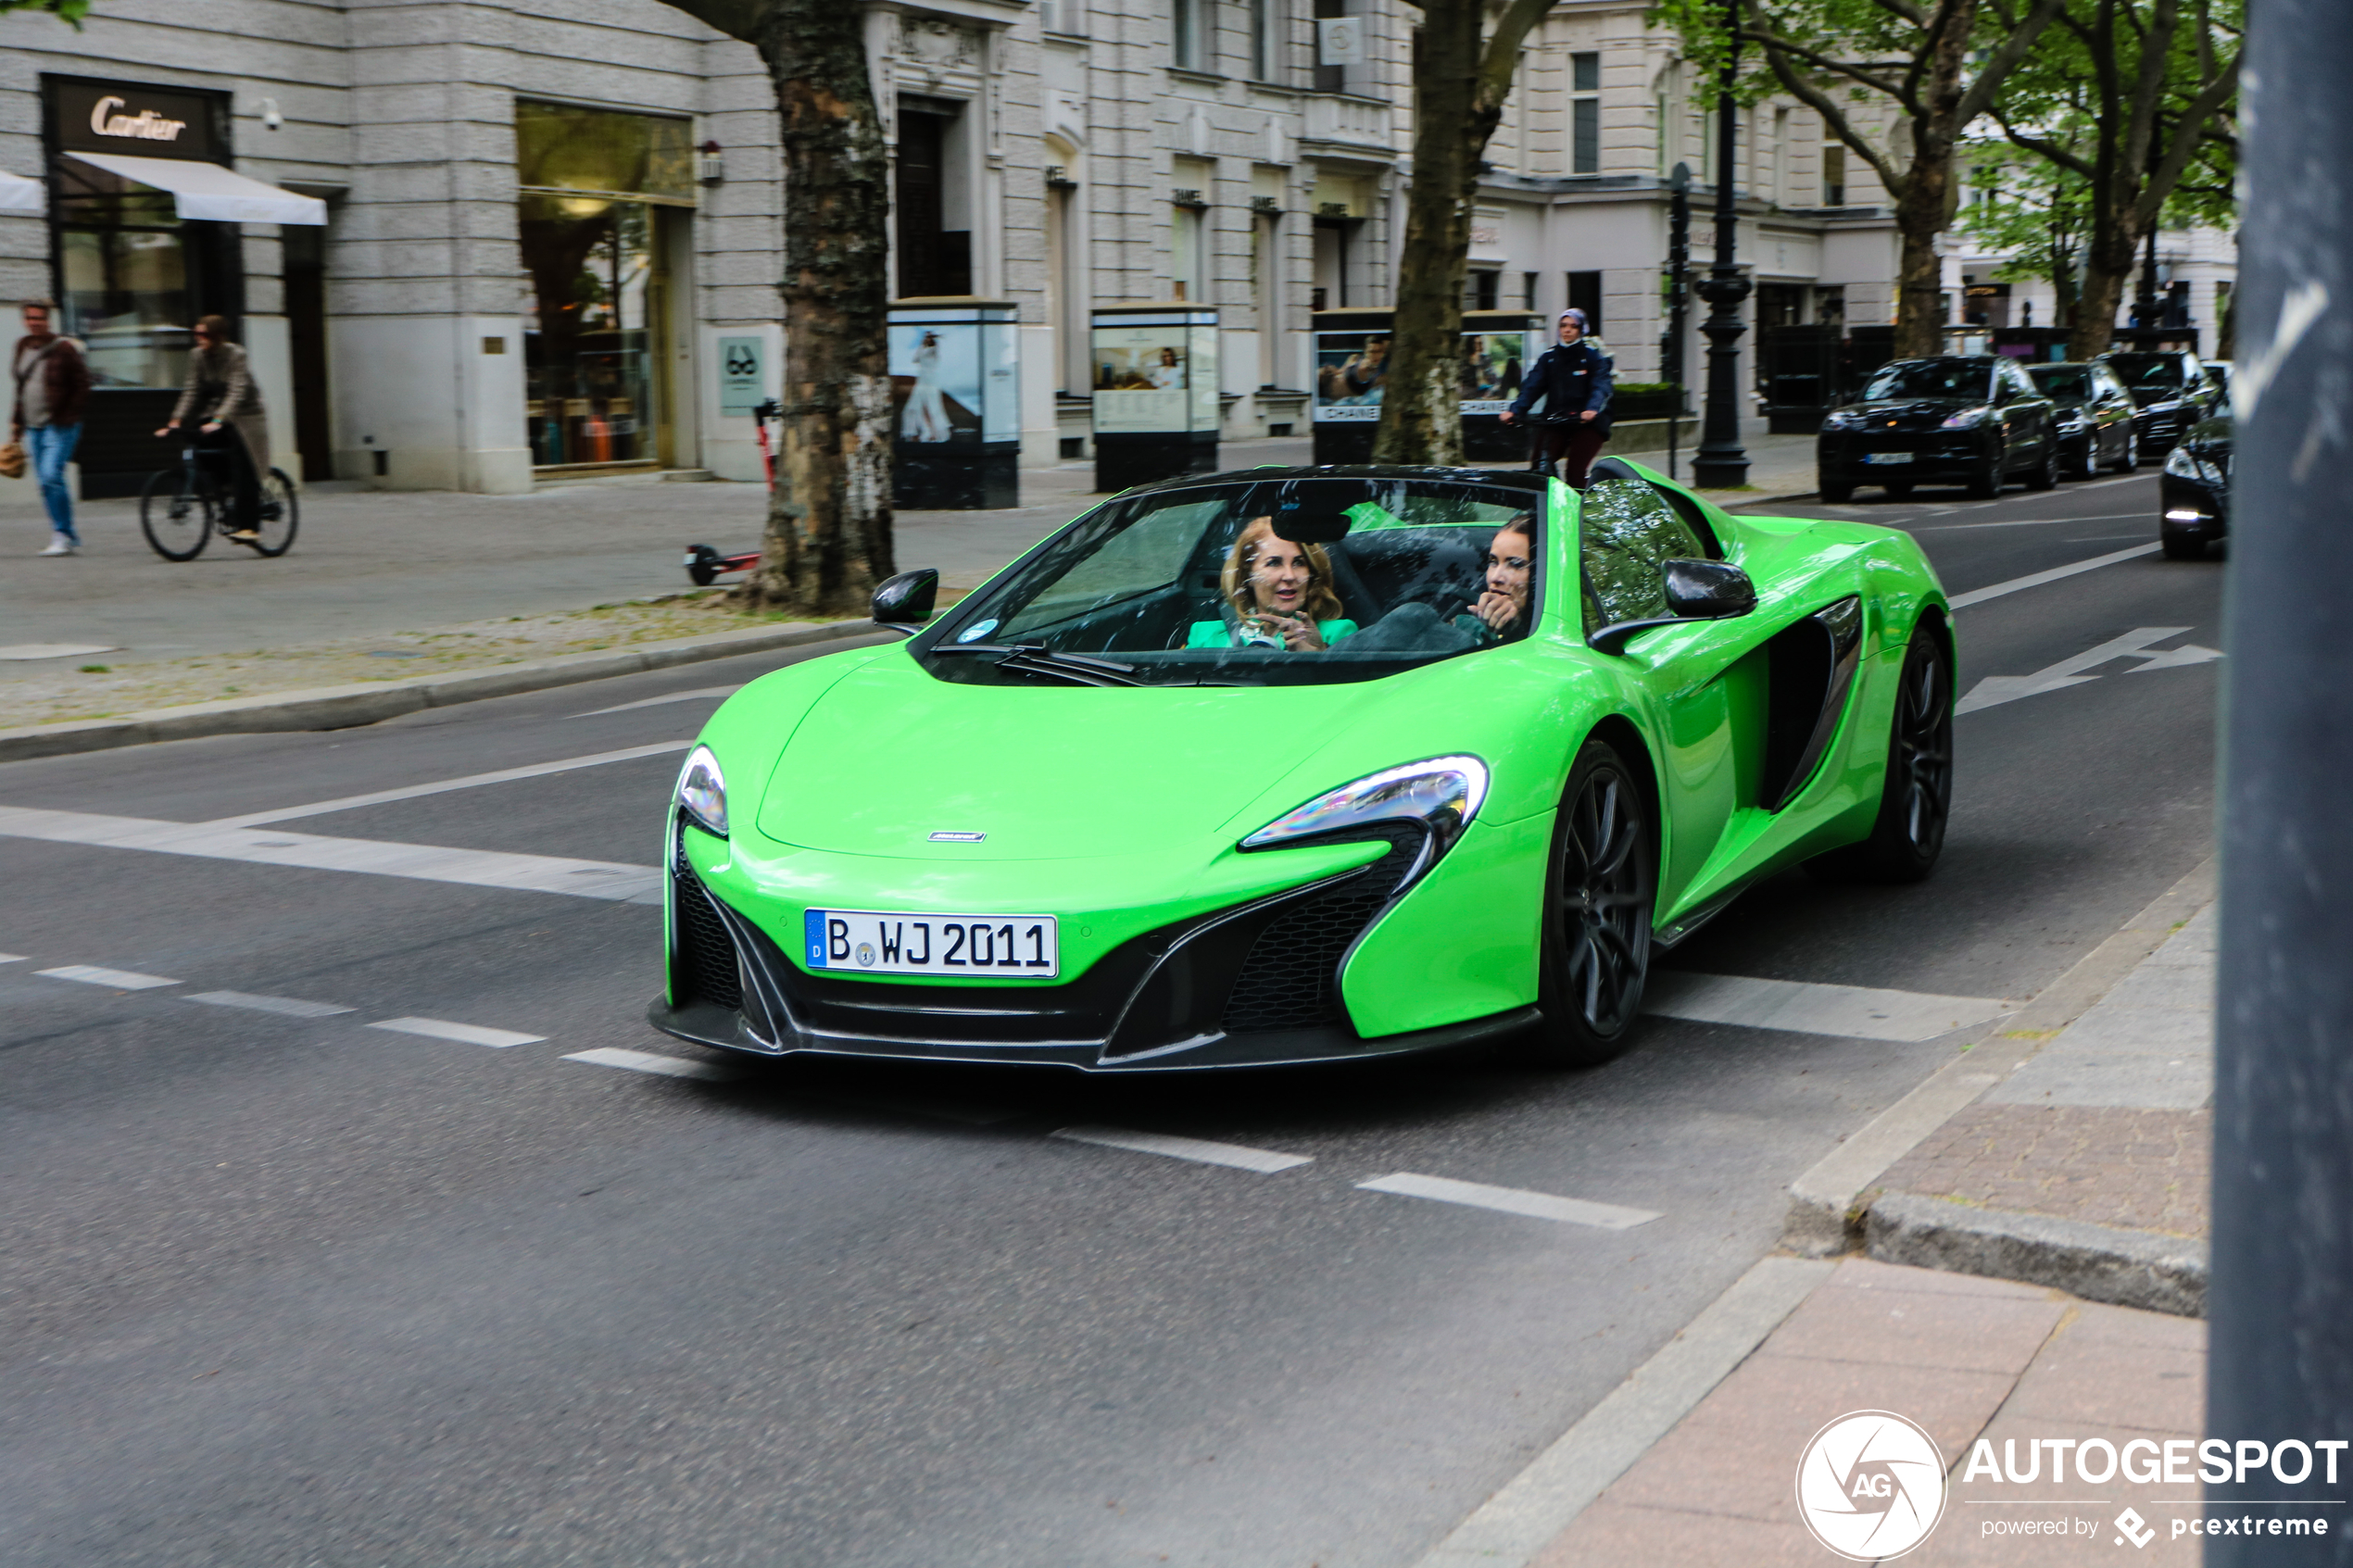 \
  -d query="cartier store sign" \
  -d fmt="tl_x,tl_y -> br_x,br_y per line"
50,77 -> 224,162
